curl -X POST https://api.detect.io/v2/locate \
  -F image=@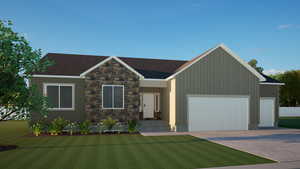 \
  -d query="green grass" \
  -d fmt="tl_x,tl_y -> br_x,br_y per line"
0,121 -> 274,169
279,117 -> 300,129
